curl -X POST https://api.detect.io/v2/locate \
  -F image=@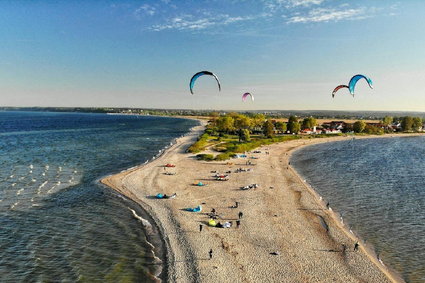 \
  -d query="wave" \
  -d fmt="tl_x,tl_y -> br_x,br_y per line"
128,208 -> 154,232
